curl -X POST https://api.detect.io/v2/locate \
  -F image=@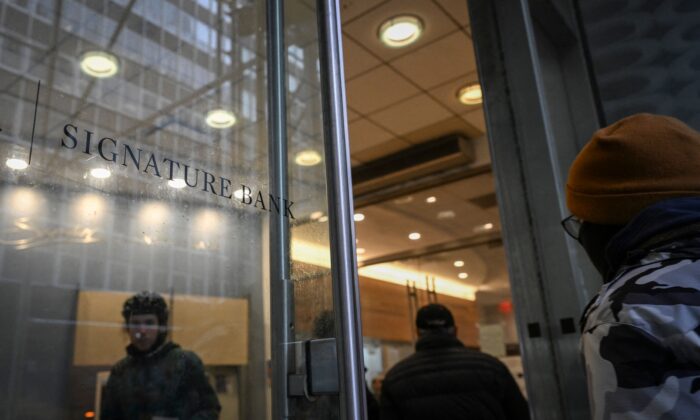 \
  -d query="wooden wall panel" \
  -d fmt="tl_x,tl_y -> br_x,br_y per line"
359,277 -> 413,342
73,291 -> 248,366
359,276 -> 479,347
